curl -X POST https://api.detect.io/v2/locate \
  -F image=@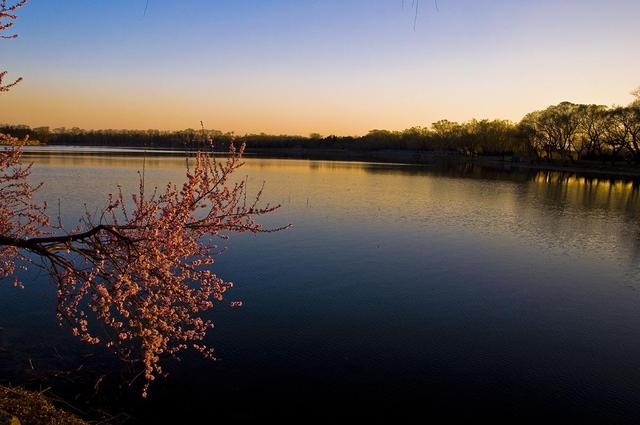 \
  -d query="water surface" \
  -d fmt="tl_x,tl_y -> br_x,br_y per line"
2,150 -> 640,422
